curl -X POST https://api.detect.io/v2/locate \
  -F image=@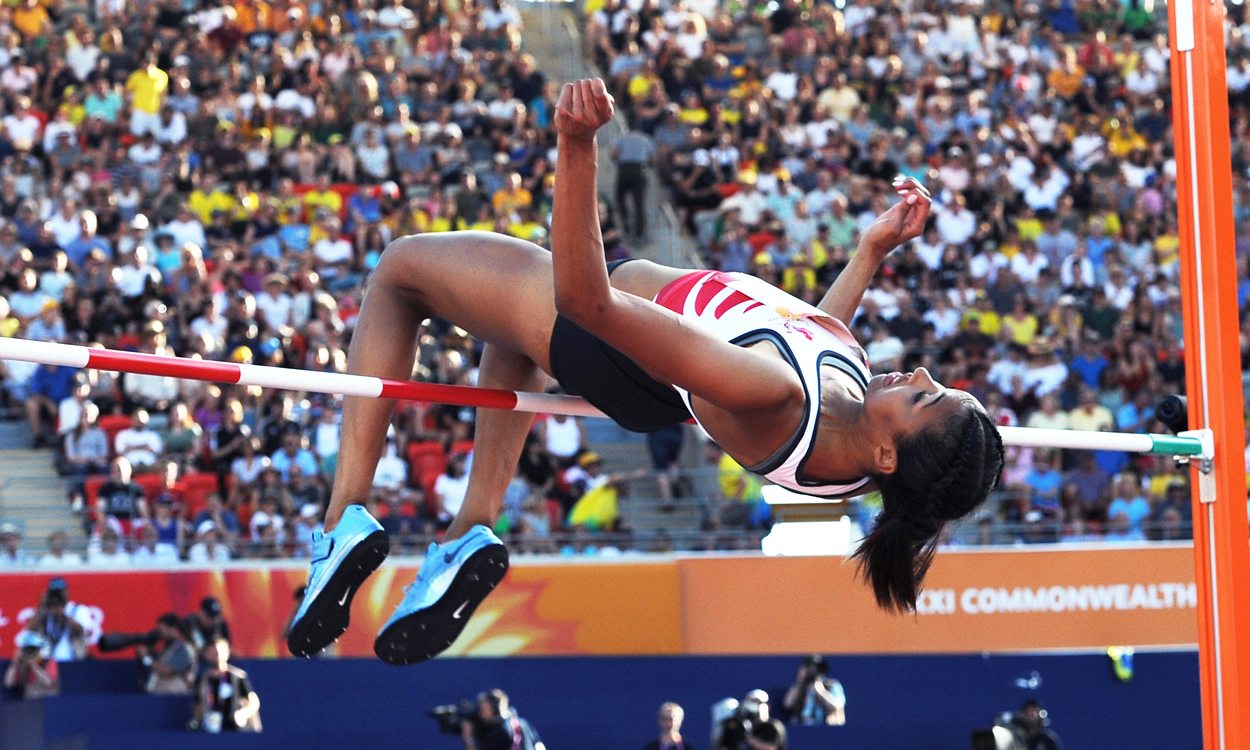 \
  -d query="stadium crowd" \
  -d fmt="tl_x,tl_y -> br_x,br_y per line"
587,0 -> 1231,545
0,0 -> 1232,563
